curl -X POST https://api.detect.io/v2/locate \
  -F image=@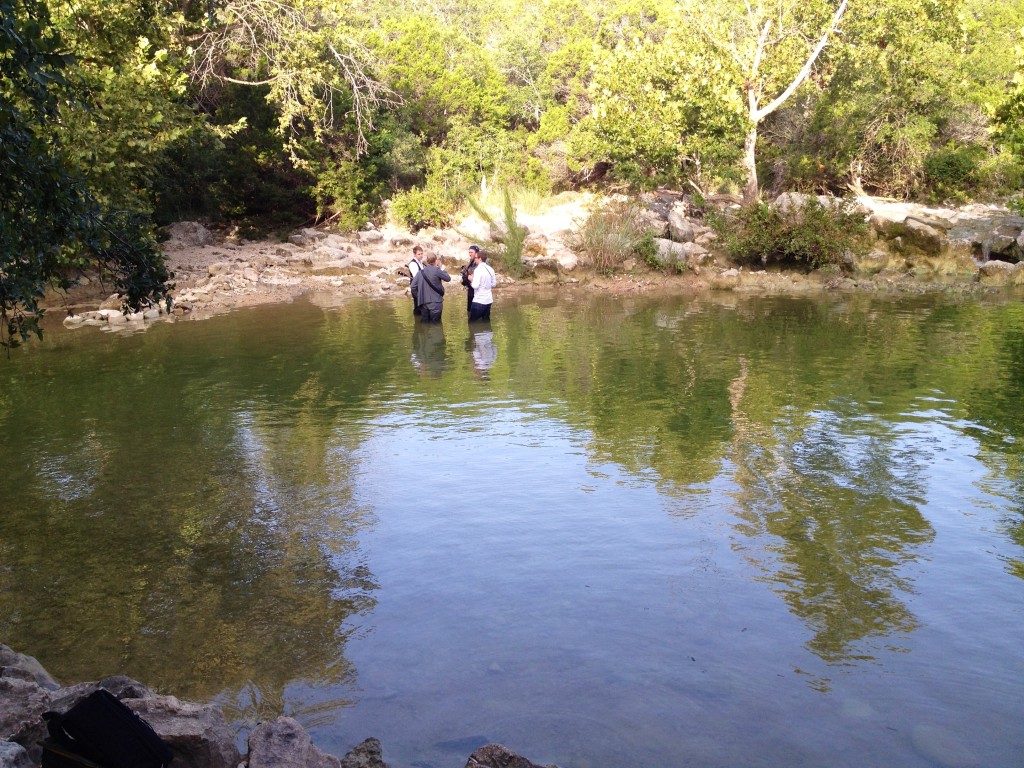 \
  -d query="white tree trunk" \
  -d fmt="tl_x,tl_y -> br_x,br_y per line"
743,124 -> 759,205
